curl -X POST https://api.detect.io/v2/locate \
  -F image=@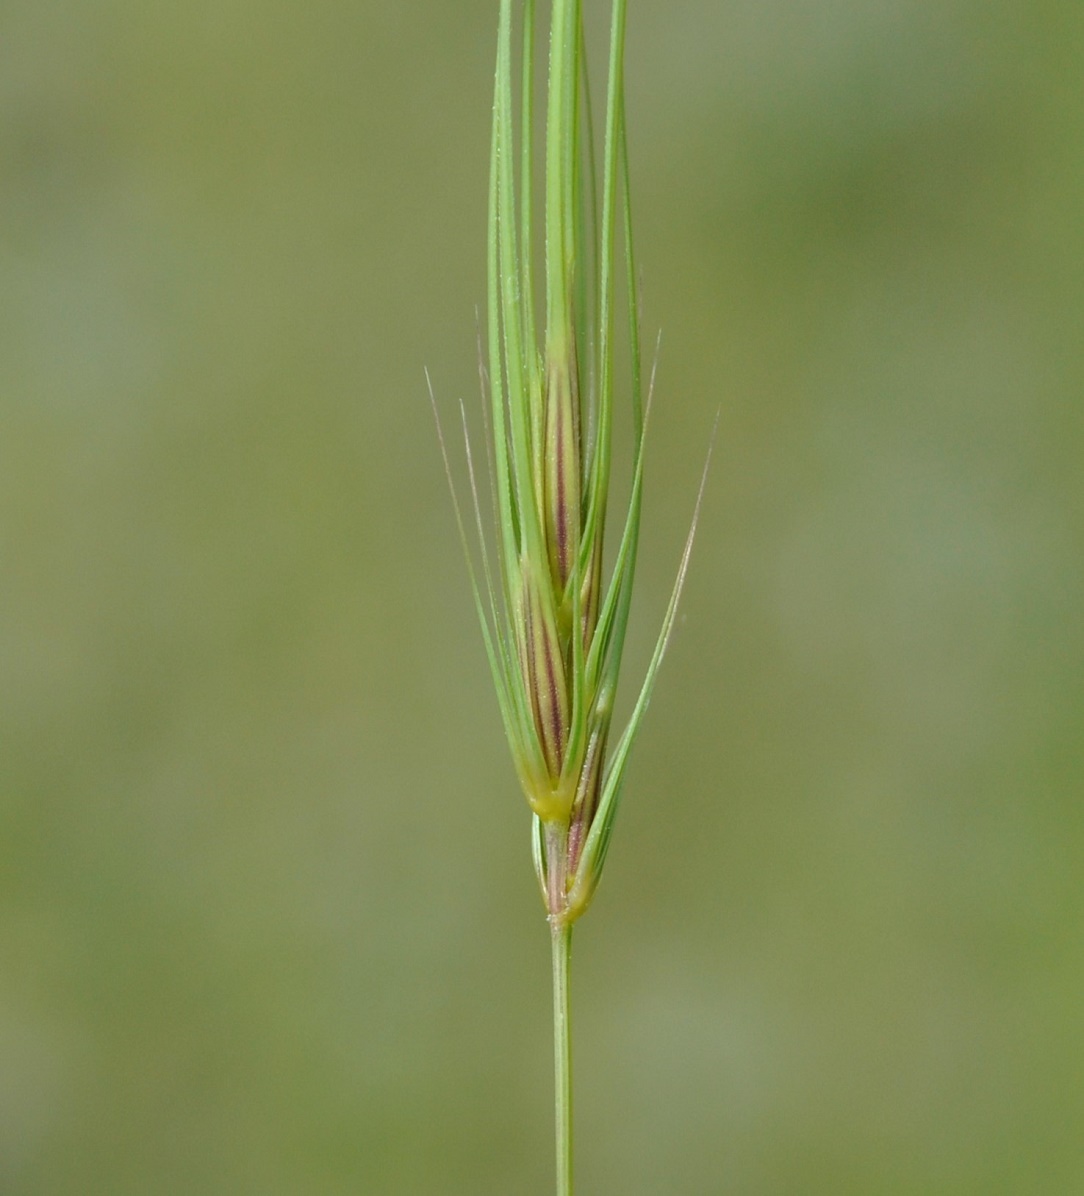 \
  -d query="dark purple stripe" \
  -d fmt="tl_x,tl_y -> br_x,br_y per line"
522,595 -> 540,739
542,623 -> 564,764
